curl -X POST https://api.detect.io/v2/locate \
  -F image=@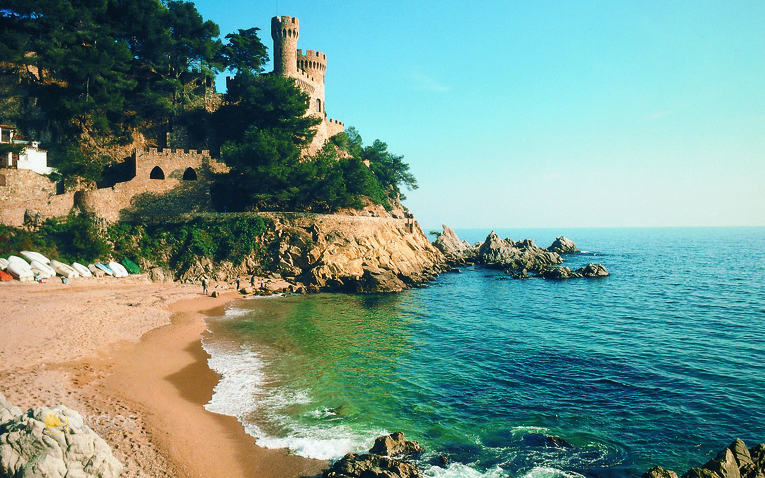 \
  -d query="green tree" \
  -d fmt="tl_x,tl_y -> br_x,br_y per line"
218,28 -> 269,75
